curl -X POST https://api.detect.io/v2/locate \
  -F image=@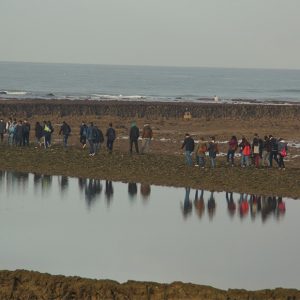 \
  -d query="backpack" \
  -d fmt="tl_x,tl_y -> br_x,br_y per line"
243,145 -> 251,156
107,128 -> 116,141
